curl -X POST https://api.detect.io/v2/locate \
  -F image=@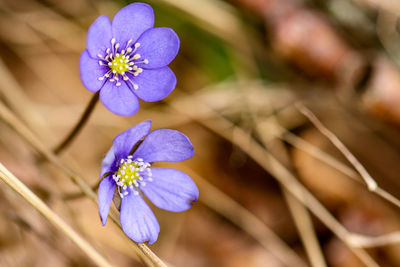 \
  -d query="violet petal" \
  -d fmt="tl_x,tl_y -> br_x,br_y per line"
113,120 -> 152,159
133,129 -> 194,163
100,146 -> 117,178
112,3 -> 154,48
99,81 -> 139,116
130,67 -> 176,102
86,15 -> 113,59
141,168 -> 199,212
120,191 -> 160,244
79,50 -> 106,92
98,176 -> 116,226
135,27 -> 180,69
